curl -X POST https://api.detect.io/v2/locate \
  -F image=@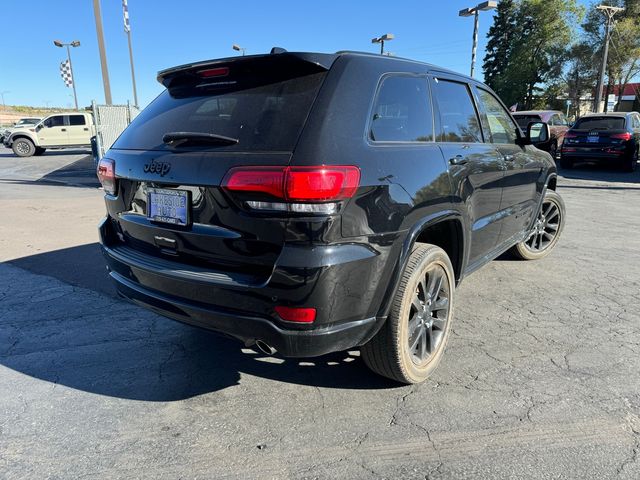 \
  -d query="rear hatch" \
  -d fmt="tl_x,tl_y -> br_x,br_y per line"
103,53 -> 335,284
563,116 -> 629,152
